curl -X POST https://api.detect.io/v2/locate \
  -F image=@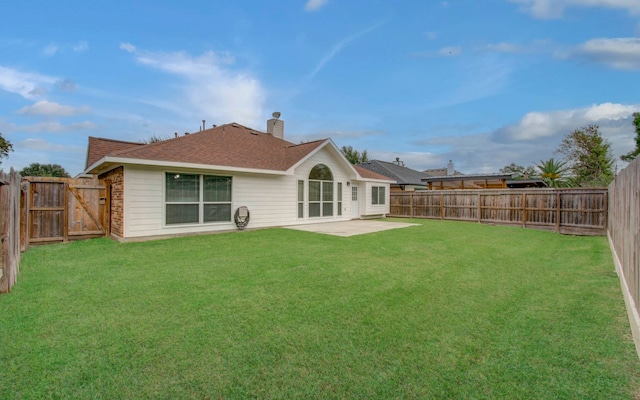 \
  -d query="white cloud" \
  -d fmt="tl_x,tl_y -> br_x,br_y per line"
120,42 -> 136,53
0,66 -> 56,99
42,41 -> 88,56
410,103 -> 640,173
14,121 -> 96,133
496,102 -> 640,141
290,129 -> 385,143
508,0 -> 640,19
481,42 -> 529,54
122,44 -> 265,127
8,138 -> 87,175
571,37 -> 640,70
304,0 -> 329,11
16,100 -> 91,117
424,32 -> 438,40
308,20 -> 387,80
73,41 -> 88,52
42,44 -> 58,56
